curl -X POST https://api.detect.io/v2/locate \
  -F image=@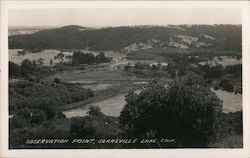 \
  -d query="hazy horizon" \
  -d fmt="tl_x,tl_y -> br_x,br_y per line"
8,24 -> 242,30
9,8 -> 241,27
